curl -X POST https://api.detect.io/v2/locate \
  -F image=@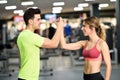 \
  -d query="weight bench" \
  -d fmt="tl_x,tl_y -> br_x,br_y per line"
0,51 -> 14,77
40,54 -> 53,76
